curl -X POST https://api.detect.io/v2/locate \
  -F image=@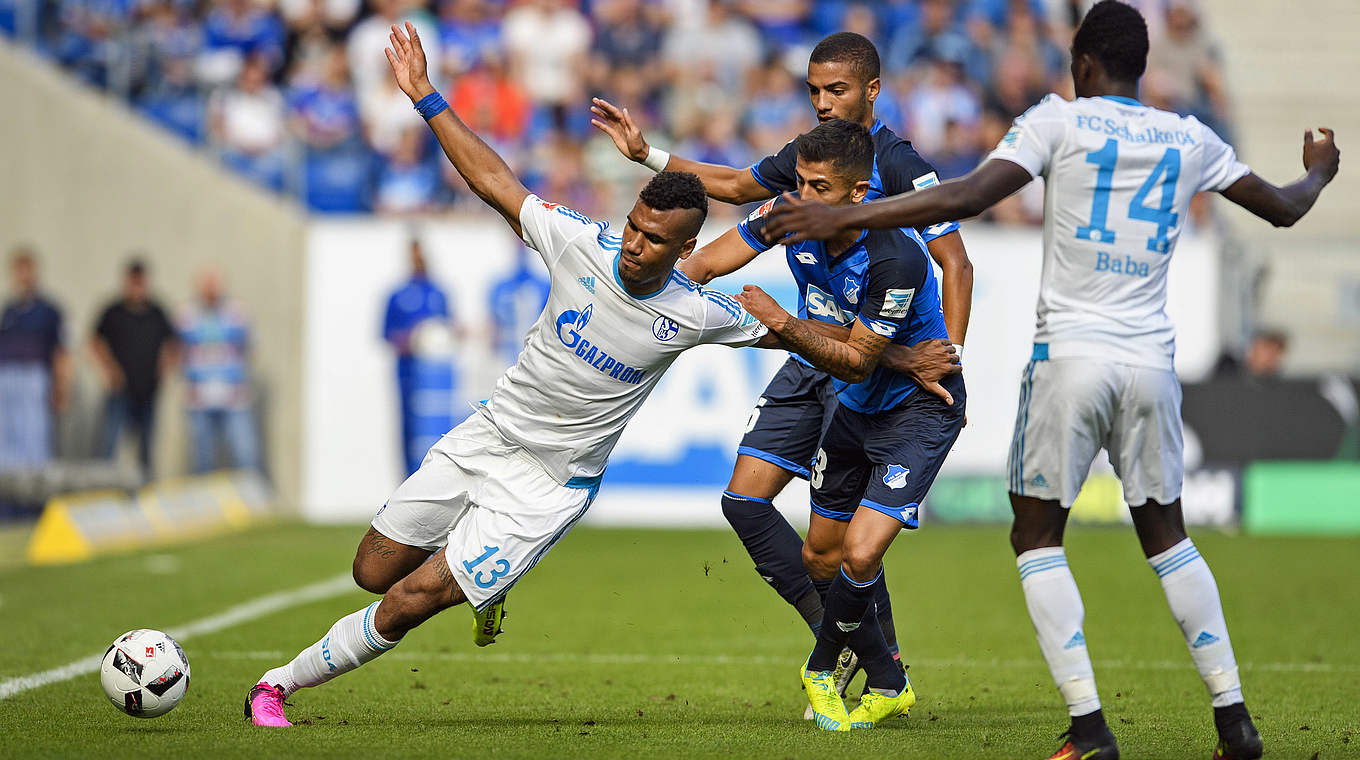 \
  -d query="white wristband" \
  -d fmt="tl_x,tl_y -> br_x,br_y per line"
952,343 -> 964,360
642,146 -> 670,172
